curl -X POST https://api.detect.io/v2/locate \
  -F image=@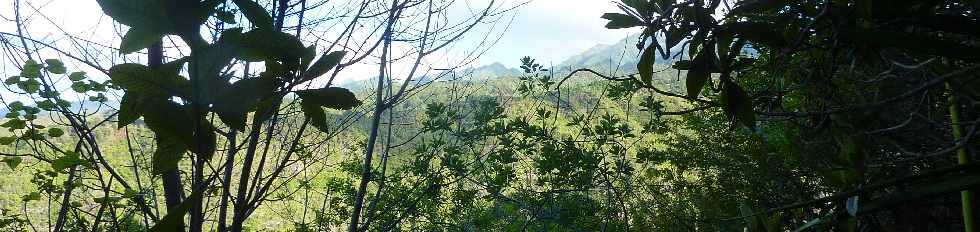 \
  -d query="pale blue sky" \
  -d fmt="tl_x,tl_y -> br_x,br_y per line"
0,0 -> 634,98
